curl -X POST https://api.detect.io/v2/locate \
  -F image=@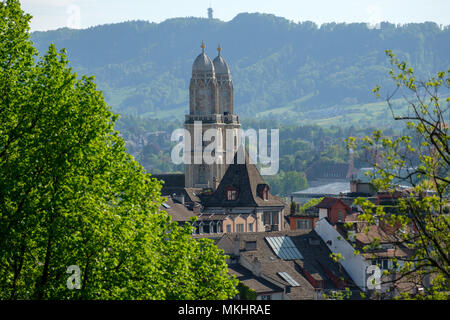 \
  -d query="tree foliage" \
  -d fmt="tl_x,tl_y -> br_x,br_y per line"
0,0 -> 237,300
351,50 -> 449,299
